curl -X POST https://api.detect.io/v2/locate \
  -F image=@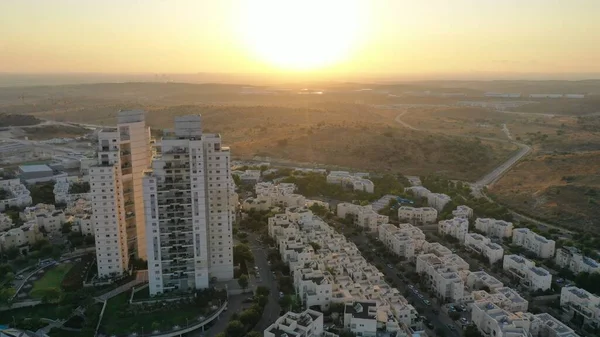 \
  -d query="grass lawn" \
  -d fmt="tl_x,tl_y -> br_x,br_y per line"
0,303 -> 76,323
100,292 -> 220,336
29,262 -> 73,299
